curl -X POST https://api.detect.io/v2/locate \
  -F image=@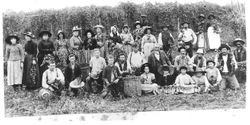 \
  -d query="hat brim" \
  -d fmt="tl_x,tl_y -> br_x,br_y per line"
39,31 -> 52,37
70,81 -> 85,88
94,25 -> 104,29
194,71 -> 206,74
23,33 -> 34,38
218,45 -> 231,50
134,23 -> 141,27
143,27 -> 152,34
84,29 -> 95,37
233,40 -> 245,46
5,35 -> 20,44
207,60 -> 216,65
208,15 -> 216,19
